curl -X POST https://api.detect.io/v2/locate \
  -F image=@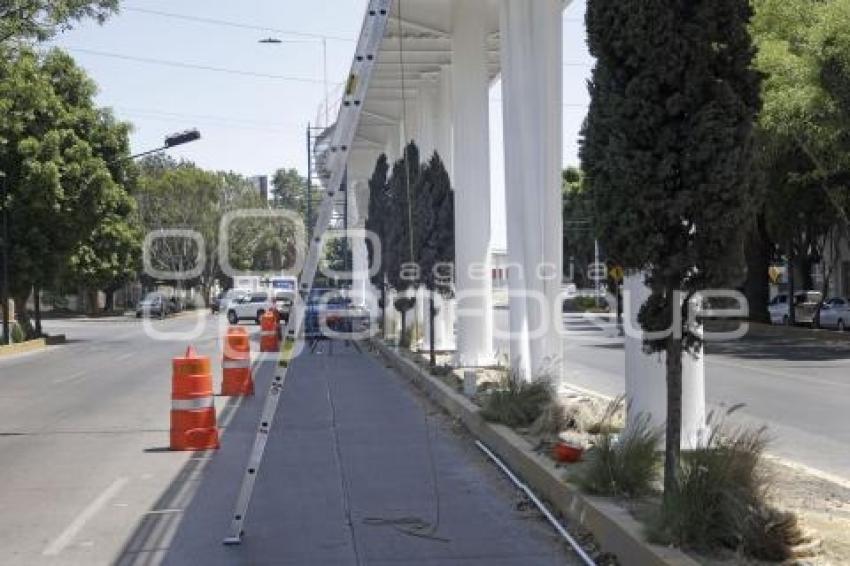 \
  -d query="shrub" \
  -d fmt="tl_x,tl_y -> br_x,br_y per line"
650,418 -> 805,560
10,321 -> 25,344
481,370 -> 553,428
580,400 -> 661,498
